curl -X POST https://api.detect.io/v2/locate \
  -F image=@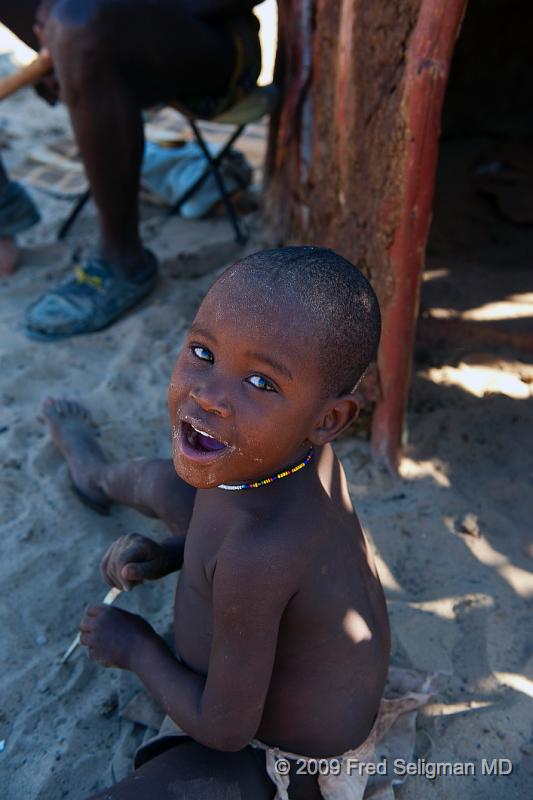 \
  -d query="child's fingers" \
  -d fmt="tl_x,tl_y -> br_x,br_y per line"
117,576 -> 135,592
110,569 -> 129,591
99,552 -> 115,586
117,543 -> 156,587
118,544 -> 149,568
100,544 -> 122,587
124,558 -> 163,581
84,603 -> 104,618
101,535 -> 154,590
79,616 -> 92,632
121,563 -> 143,583
101,546 -> 130,590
